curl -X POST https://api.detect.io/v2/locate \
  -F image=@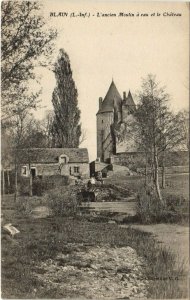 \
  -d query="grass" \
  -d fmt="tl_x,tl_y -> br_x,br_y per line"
104,173 -> 189,225
1,195 -> 188,299
105,173 -> 189,200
